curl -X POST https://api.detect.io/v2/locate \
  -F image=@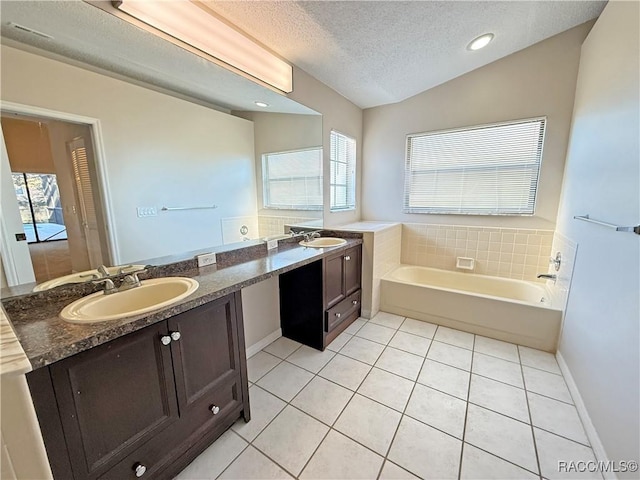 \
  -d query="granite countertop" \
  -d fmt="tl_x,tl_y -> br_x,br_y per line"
2,238 -> 362,371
